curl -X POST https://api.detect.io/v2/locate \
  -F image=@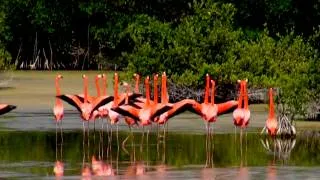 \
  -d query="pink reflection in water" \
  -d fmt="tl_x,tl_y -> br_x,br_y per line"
125,161 -> 146,176
53,160 -> 64,177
